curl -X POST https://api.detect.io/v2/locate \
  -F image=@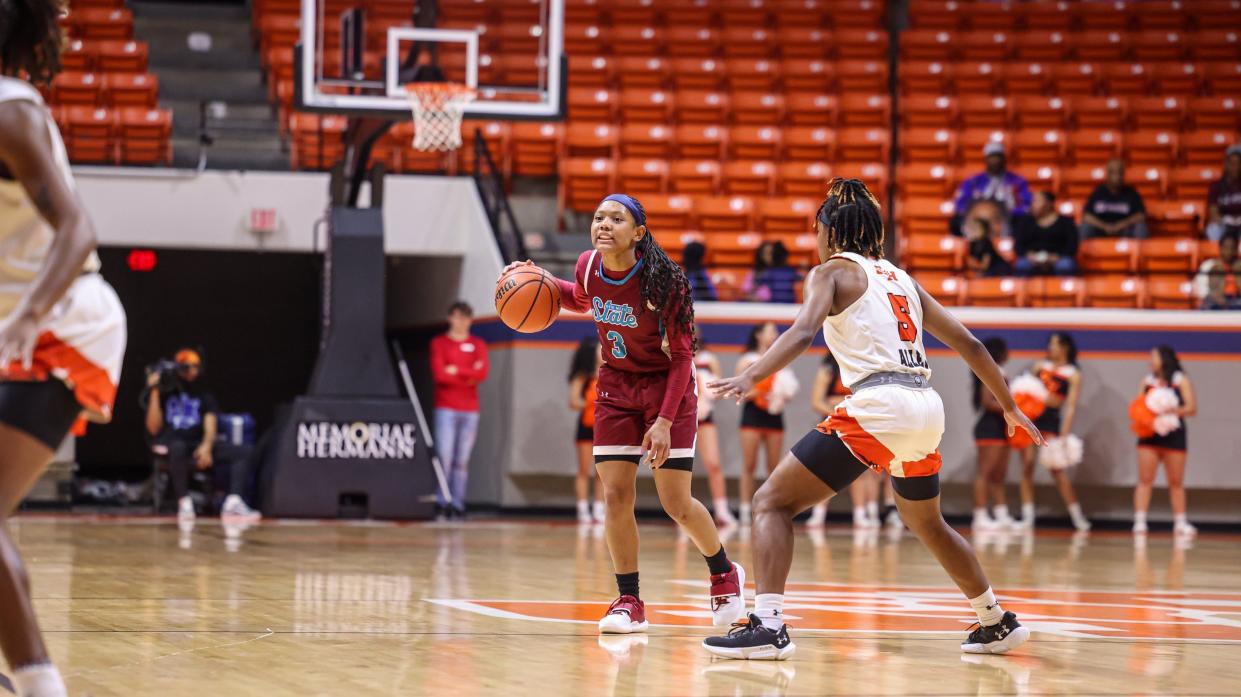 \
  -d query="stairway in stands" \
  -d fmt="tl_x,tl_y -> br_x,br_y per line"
133,1 -> 286,170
